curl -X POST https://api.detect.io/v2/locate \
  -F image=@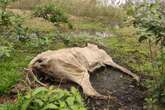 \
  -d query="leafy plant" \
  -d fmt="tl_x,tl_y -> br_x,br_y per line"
33,3 -> 71,27
0,0 -> 16,28
131,1 -> 165,107
0,104 -> 18,110
133,2 -> 165,47
25,34 -> 52,49
0,0 -> 31,41
0,9 -> 14,32
16,87 -> 86,110
0,10 -> 11,26
0,36 -> 13,58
